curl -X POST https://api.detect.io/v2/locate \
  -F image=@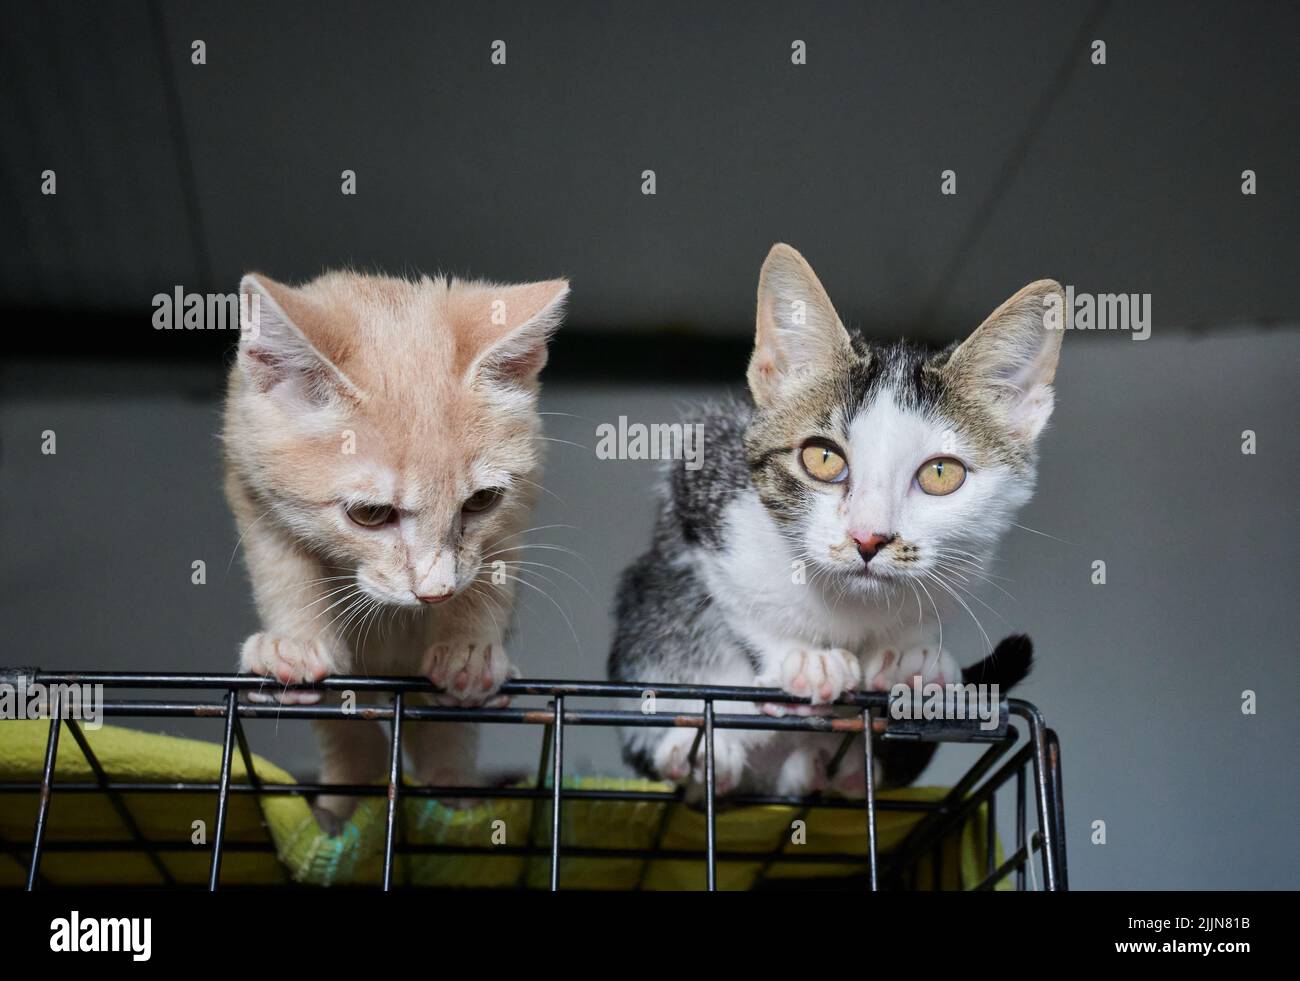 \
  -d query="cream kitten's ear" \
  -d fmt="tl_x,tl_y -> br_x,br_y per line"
462,278 -> 569,388
238,274 -> 359,403
748,244 -> 854,407
945,279 -> 1065,442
